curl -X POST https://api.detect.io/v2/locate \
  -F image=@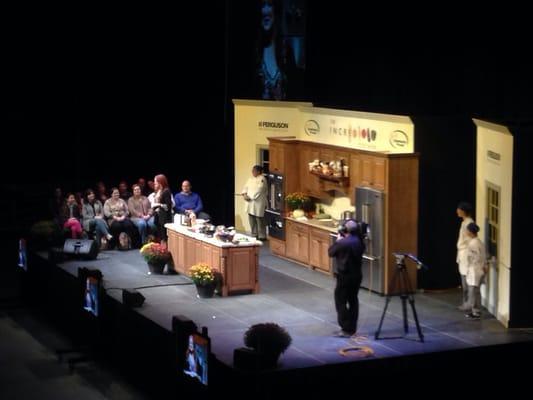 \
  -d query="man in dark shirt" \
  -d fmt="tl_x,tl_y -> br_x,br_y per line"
328,219 -> 365,337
